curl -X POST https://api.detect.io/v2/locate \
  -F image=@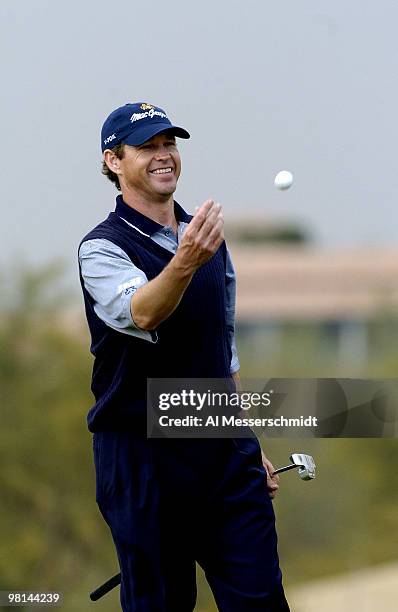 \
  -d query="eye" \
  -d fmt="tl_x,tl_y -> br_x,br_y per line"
140,143 -> 154,150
